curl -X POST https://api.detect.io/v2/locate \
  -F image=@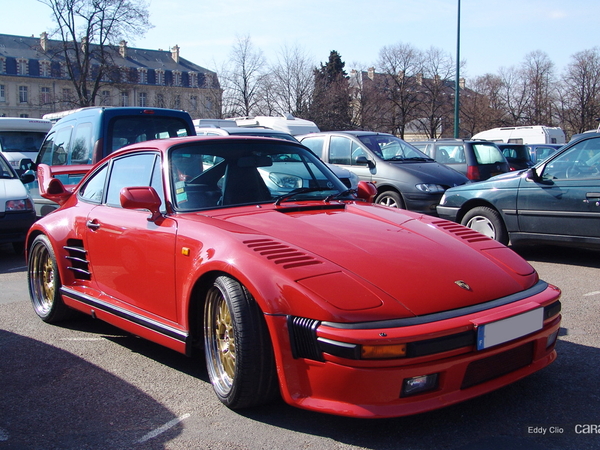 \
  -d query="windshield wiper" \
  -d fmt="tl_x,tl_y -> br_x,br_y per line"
387,156 -> 433,162
324,188 -> 356,202
274,187 -> 333,205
